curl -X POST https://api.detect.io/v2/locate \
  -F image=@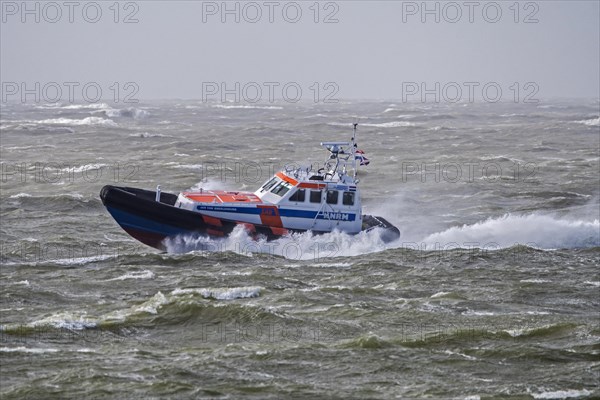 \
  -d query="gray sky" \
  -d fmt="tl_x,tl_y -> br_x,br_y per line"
1,1 -> 599,101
